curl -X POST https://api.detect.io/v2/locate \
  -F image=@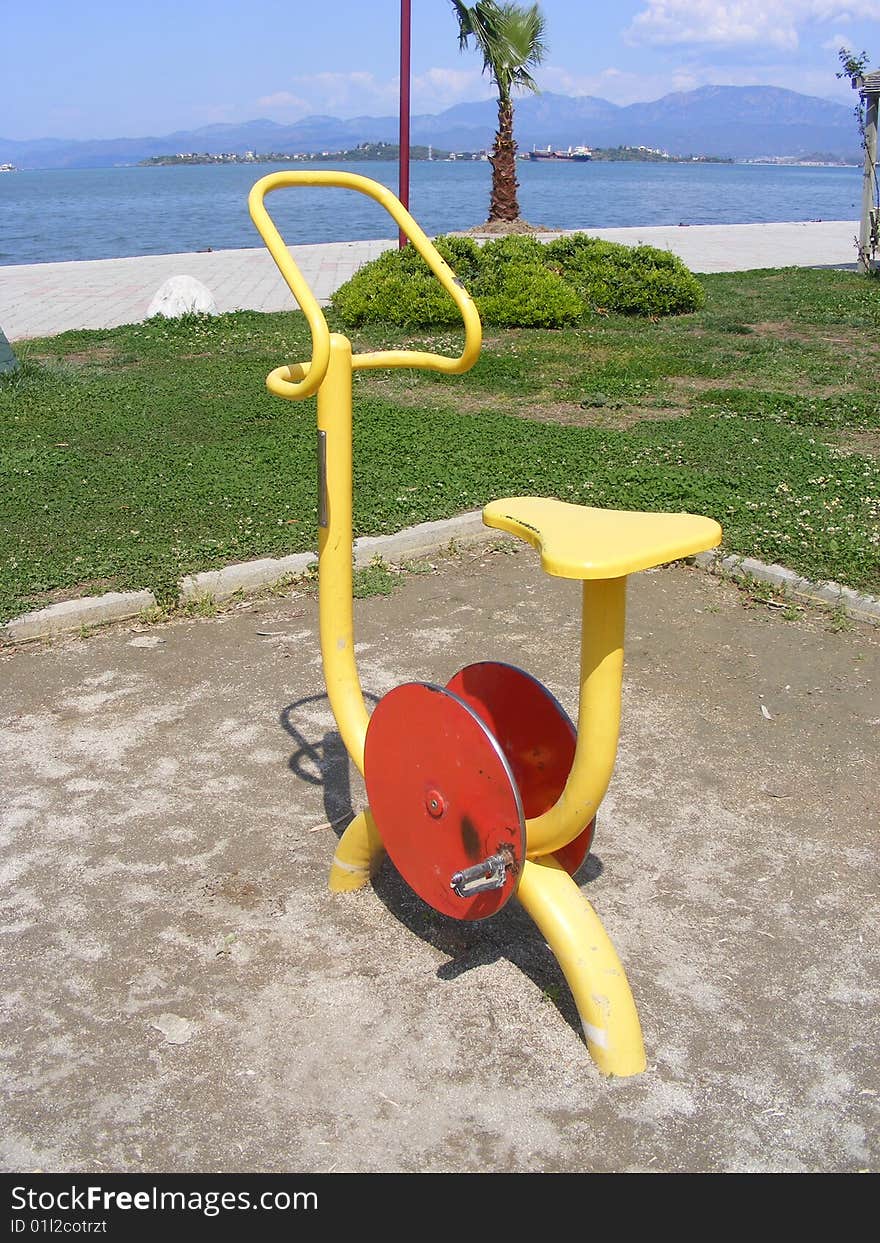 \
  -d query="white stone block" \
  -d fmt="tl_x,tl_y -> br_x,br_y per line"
146,275 -> 217,319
